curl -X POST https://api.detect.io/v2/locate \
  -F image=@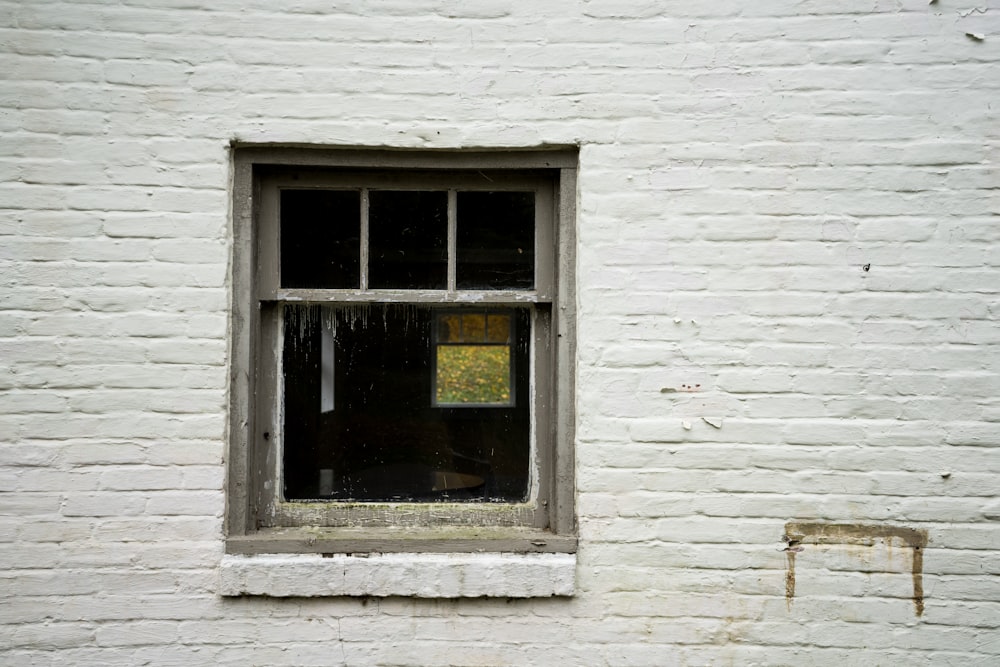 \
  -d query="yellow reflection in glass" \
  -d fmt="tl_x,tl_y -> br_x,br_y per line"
436,345 -> 510,404
439,314 -> 462,342
461,314 -> 486,341
485,314 -> 511,343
